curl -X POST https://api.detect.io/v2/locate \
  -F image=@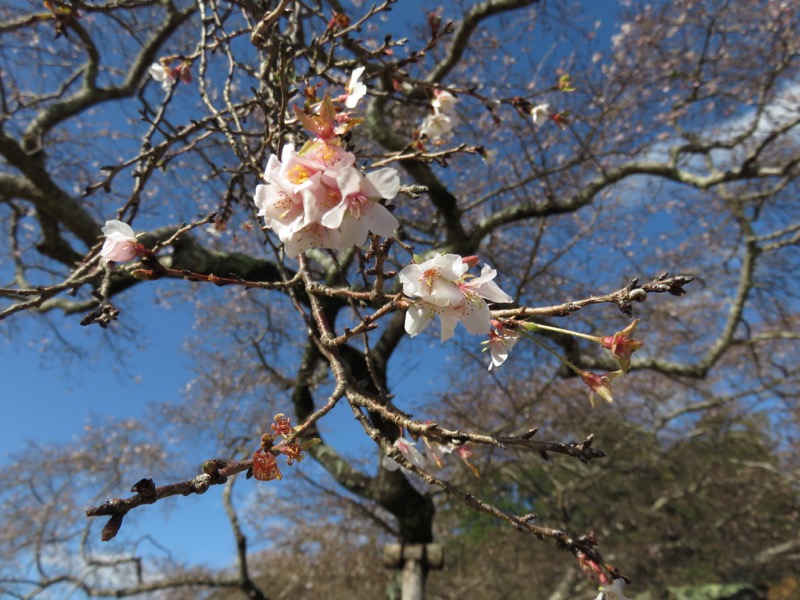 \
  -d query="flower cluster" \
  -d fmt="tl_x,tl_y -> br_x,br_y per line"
399,253 -> 513,342
254,88 -> 400,257
382,434 -> 480,478
252,413 -> 317,481
420,89 -> 458,142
